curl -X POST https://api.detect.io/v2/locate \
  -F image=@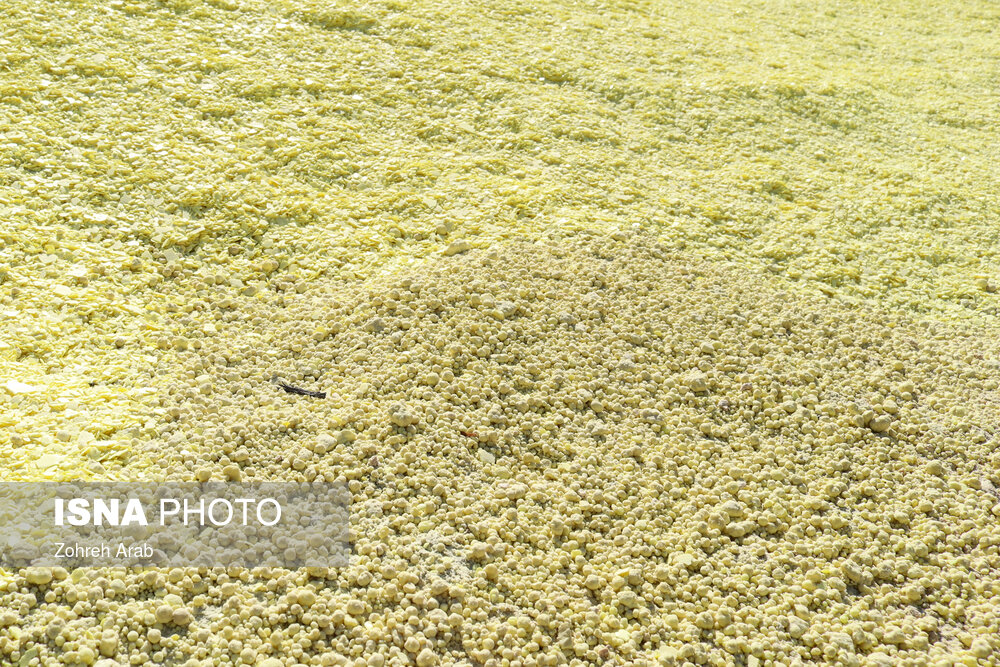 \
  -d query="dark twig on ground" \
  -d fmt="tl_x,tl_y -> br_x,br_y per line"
271,377 -> 326,399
